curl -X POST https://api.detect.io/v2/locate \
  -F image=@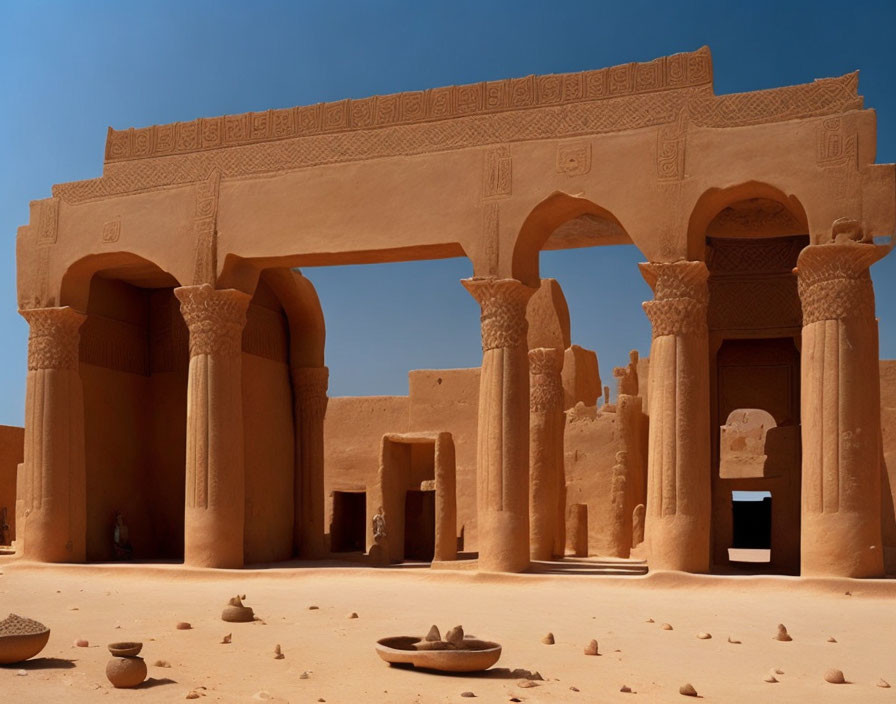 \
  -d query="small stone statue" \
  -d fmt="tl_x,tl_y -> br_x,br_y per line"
113,512 -> 132,560
0,506 -> 9,546
369,507 -> 389,565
